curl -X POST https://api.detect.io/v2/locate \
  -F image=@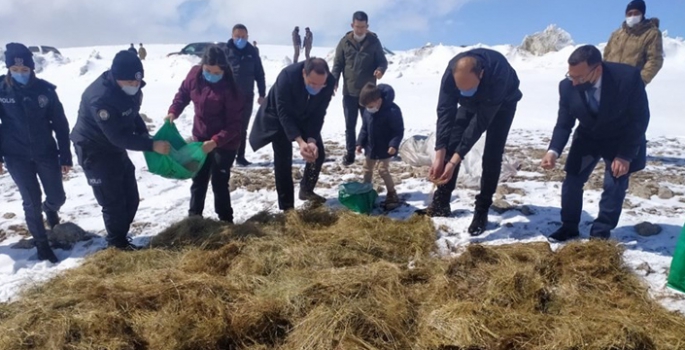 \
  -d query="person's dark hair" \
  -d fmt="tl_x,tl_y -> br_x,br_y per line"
304,57 -> 329,76
353,11 -> 368,23
568,45 -> 602,66
233,24 -> 248,33
359,83 -> 382,106
196,45 -> 238,96
139,43 -> 143,46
